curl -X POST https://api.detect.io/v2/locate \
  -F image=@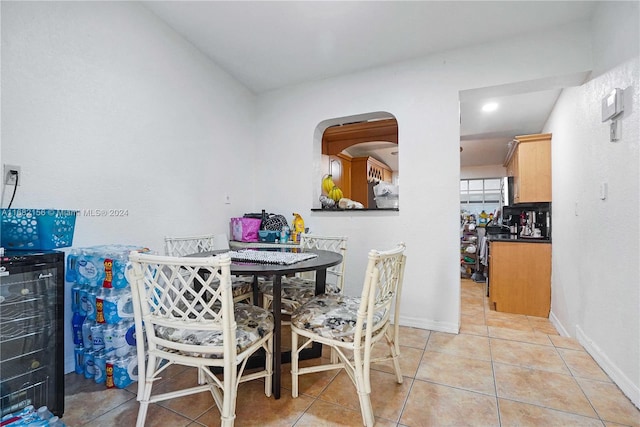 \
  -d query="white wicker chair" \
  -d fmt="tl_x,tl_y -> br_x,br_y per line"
127,251 -> 273,427
290,243 -> 406,427
164,233 -> 253,303
260,234 -> 348,314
